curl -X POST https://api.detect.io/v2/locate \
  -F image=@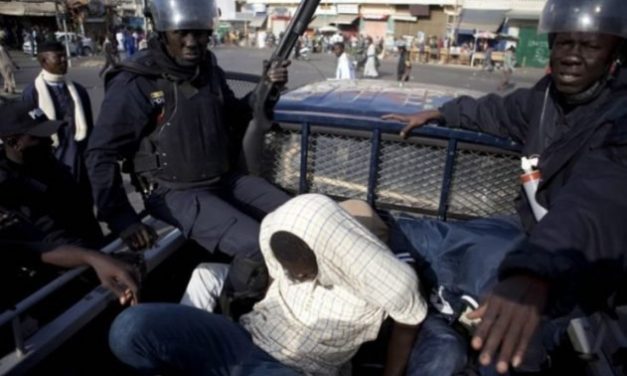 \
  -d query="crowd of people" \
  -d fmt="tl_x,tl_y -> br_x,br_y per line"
1,0 -> 627,375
